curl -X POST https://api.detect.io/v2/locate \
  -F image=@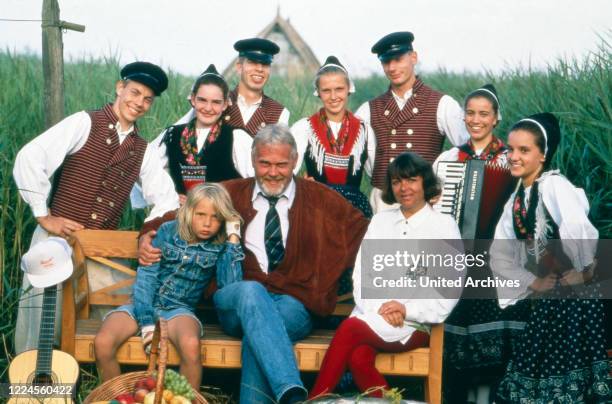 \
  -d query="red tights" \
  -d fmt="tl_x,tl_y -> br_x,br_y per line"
309,317 -> 429,399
